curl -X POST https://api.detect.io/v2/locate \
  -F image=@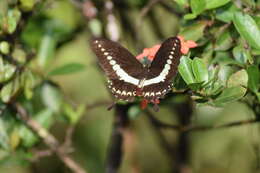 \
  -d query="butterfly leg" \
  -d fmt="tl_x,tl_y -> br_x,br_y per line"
107,102 -> 116,111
